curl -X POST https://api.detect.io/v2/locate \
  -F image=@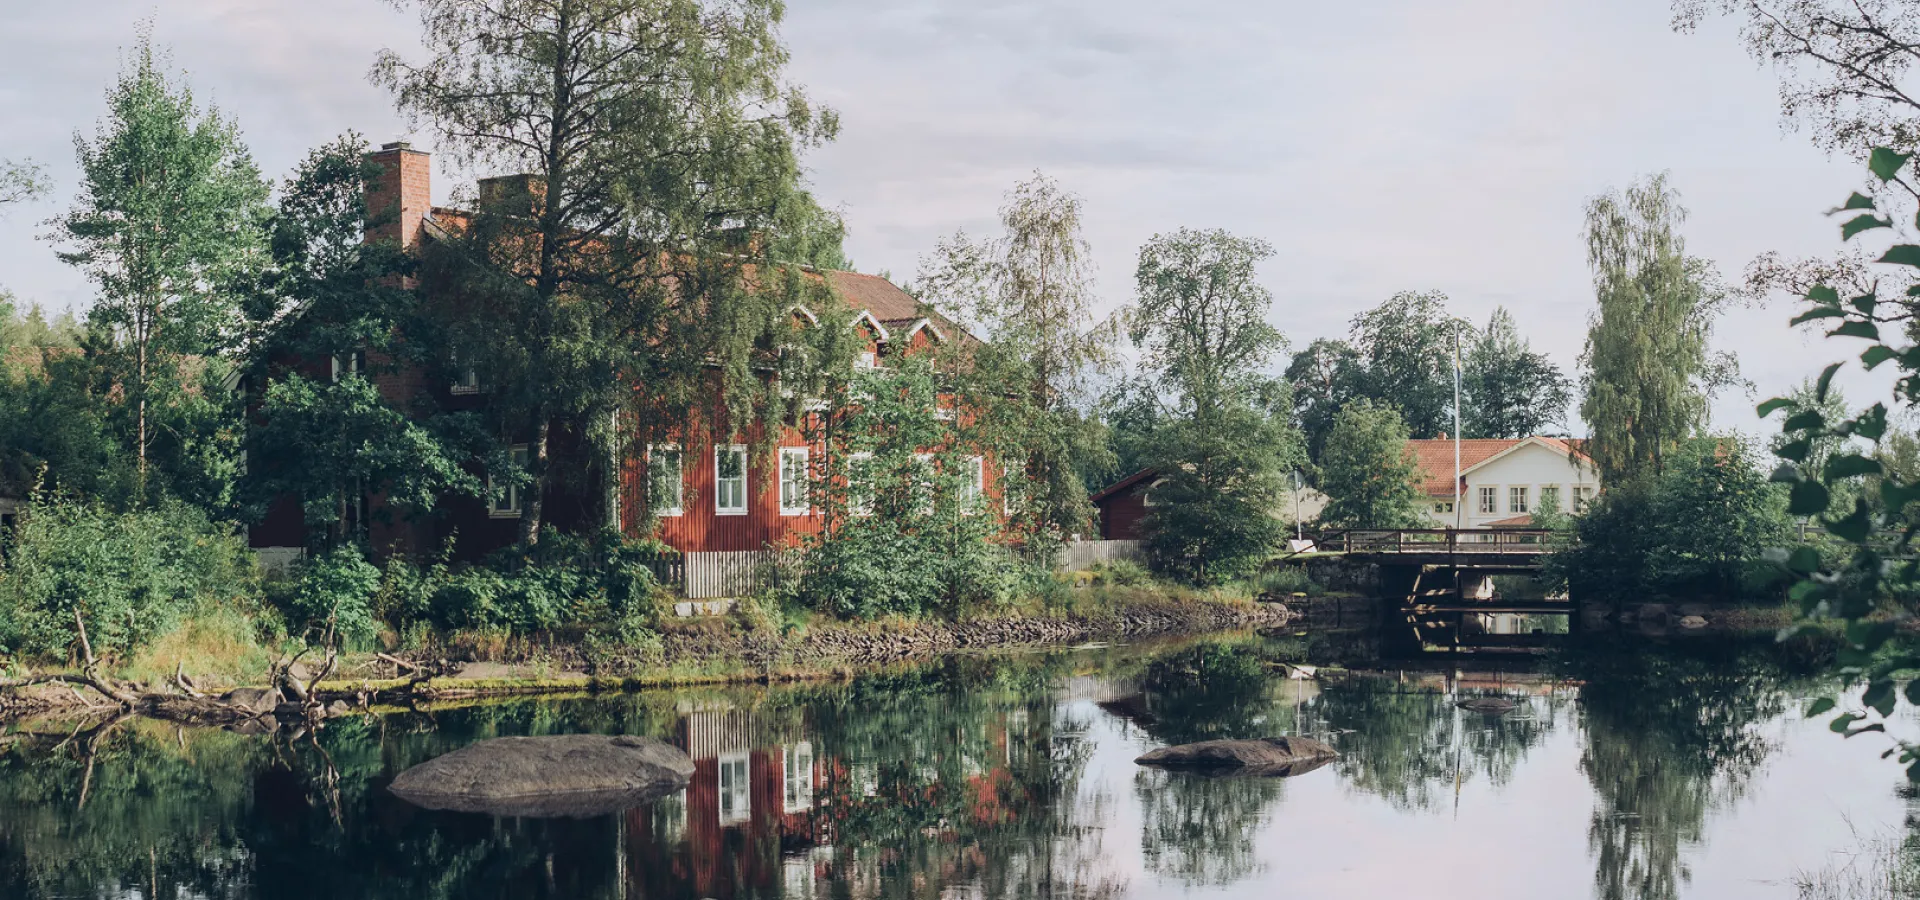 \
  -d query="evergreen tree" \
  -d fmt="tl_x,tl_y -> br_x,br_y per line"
1462,306 -> 1572,438
49,27 -> 271,507
1315,398 -> 1427,529
1124,228 -> 1303,582
1580,173 -> 1727,484
376,0 -> 843,545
